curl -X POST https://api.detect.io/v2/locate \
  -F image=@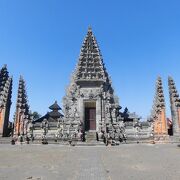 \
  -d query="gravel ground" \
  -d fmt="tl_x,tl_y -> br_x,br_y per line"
0,144 -> 180,180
